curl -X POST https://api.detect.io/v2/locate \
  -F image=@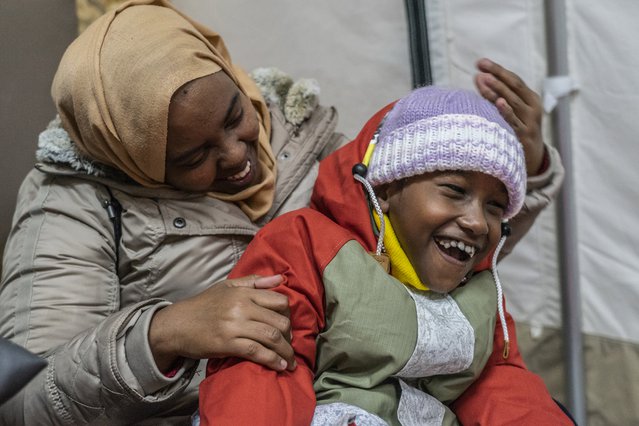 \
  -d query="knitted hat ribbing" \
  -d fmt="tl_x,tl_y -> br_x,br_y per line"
367,86 -> 526,219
